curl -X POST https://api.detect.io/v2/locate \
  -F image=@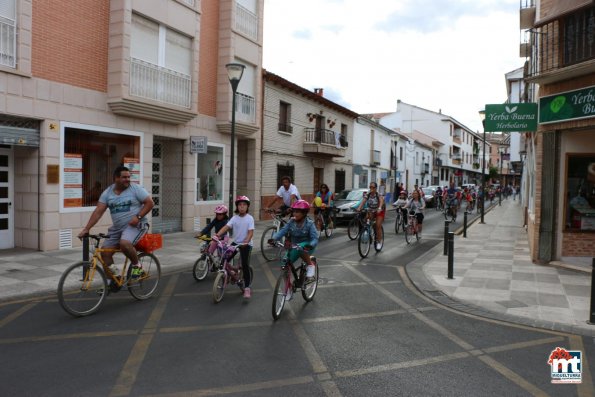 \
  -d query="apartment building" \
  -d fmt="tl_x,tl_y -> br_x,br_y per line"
261,71 -> 357,210
0,0 -> 263,251
520,0 -> 595,261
